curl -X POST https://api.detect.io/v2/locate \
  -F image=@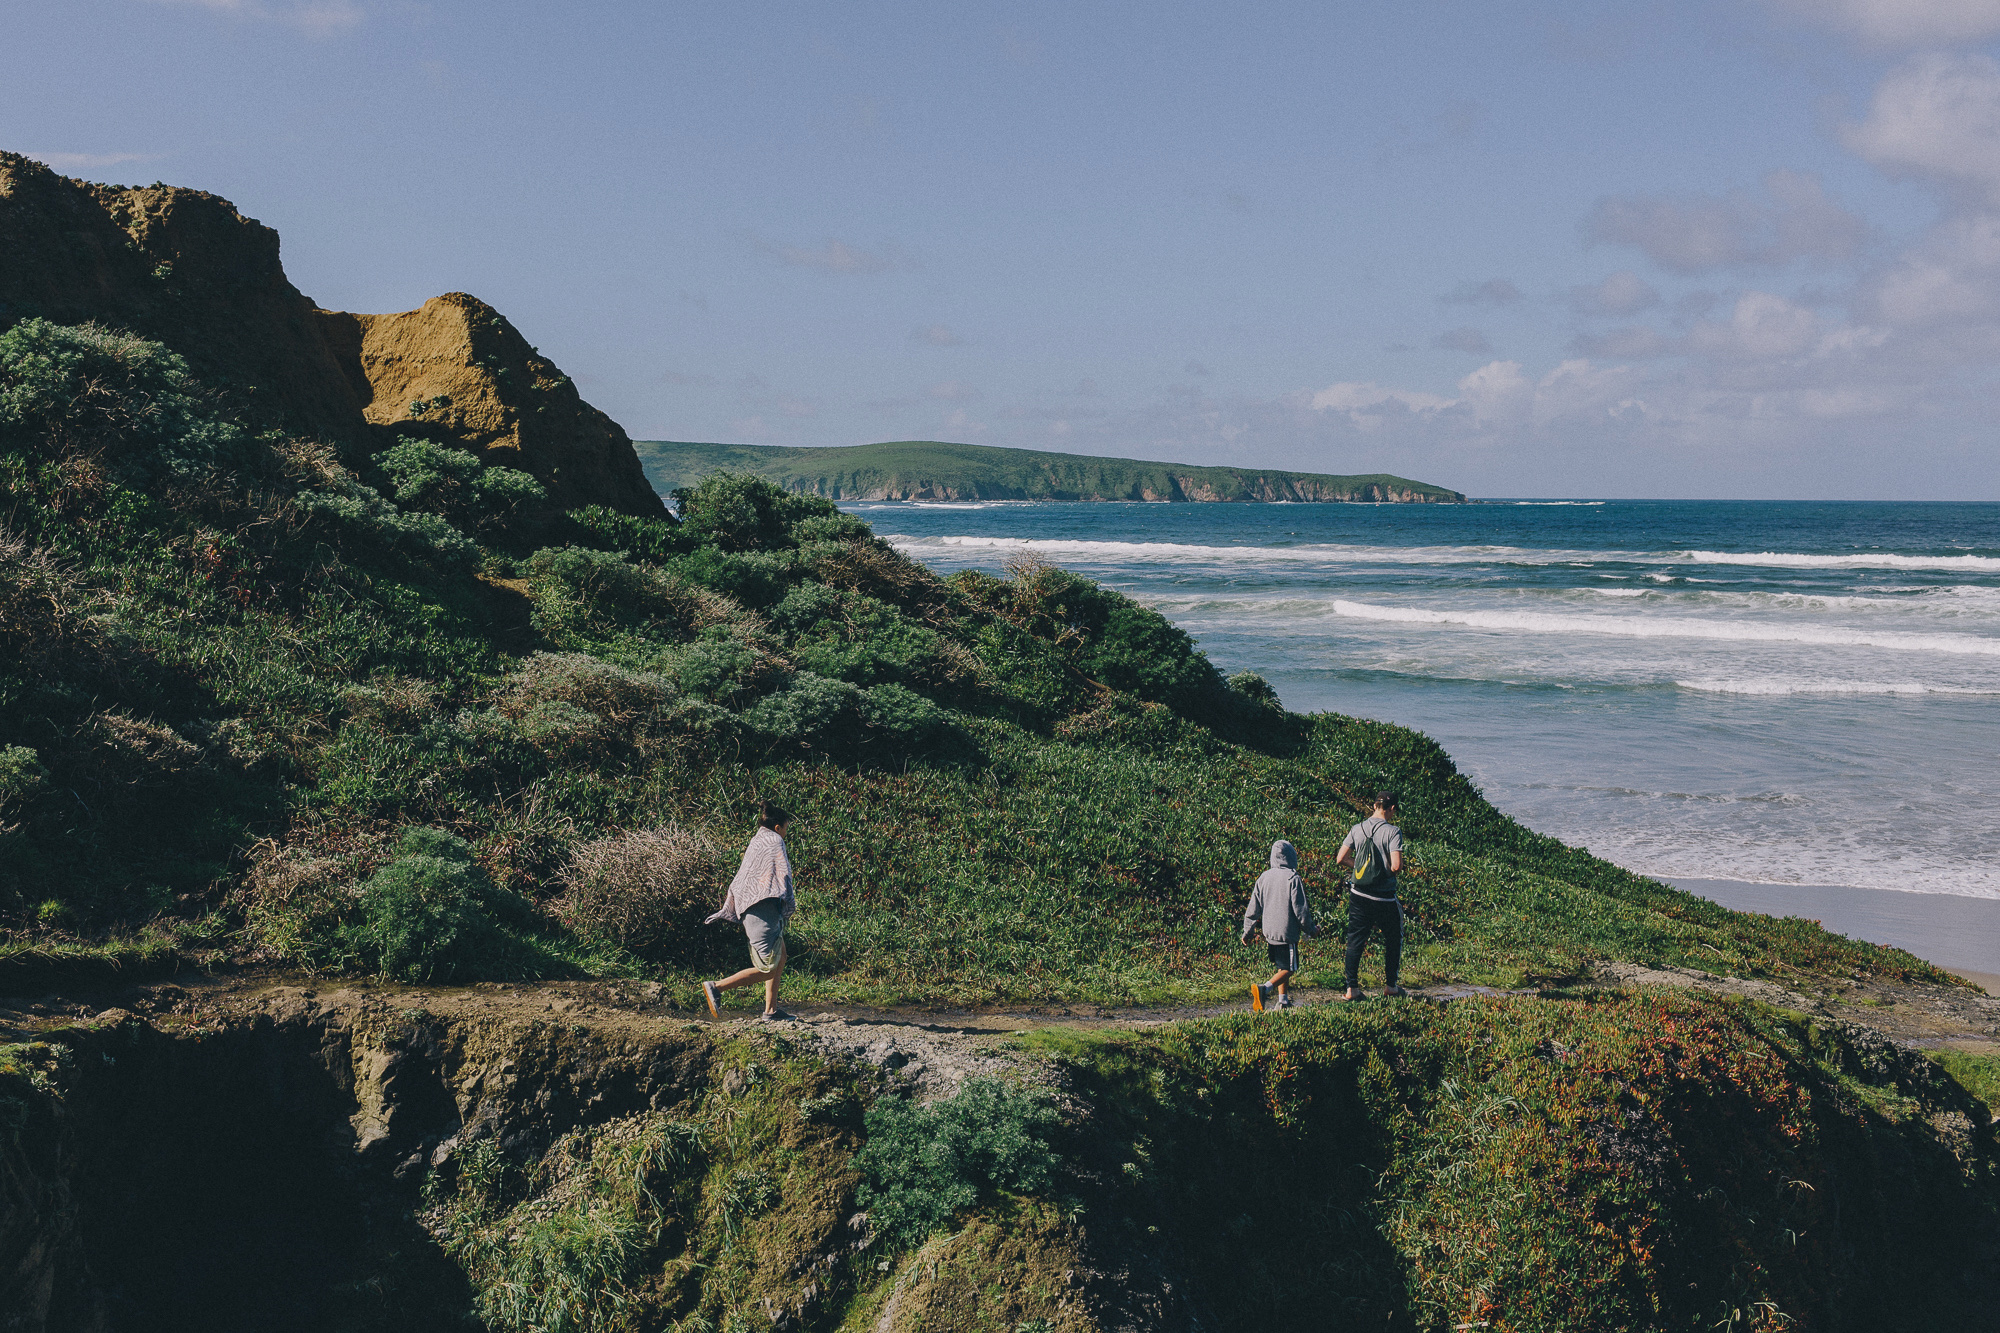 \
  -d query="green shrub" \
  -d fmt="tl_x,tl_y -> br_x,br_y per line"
294,477 -> 481,570
337,827 -> 531,981
854,1077 -> 1068,1247
641,632 -> 775,708
241,831 -> 389,968
668,546 -> 797,607
504,653 -> 675,730
766,581 -> 841,638
739,672 -> 862,748
789,592 -> 953,690
674,472 -> 833,552
374,436 -> 547,535
0,745 -> 46,815
568,504 -> 688,563
1082,599 -> 1224,709
522,546 -> 693,648
0,319 -> 247,480
1228,670 -> 1281,708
